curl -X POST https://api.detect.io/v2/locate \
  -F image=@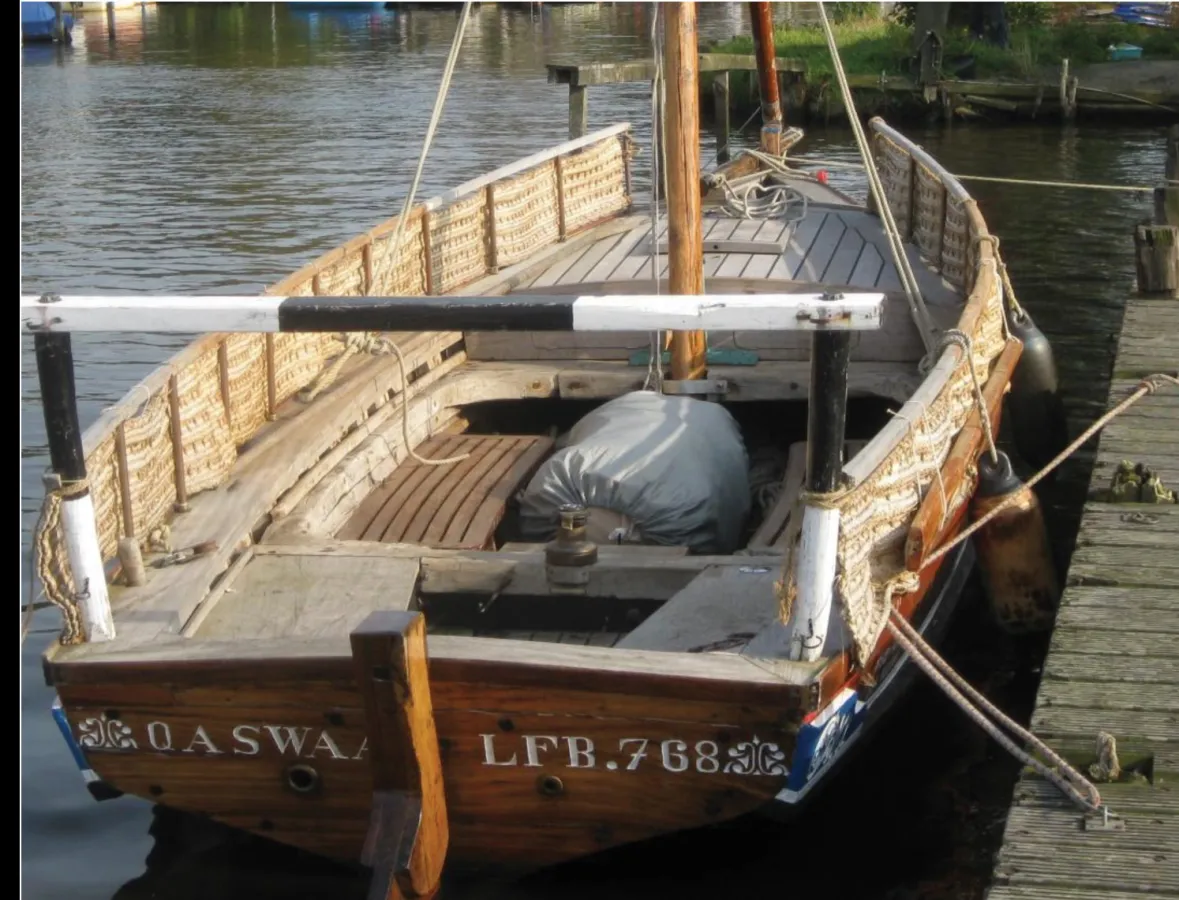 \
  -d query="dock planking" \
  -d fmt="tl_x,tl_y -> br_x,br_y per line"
988,291 -> 1179,899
